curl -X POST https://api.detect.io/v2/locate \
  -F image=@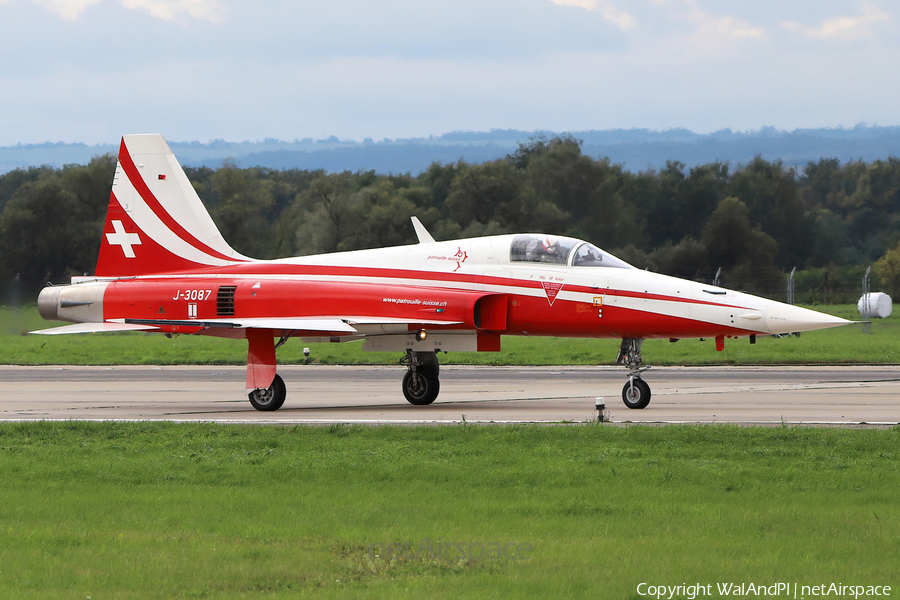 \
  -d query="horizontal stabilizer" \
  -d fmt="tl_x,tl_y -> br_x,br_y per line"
29,322 -> 160,335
